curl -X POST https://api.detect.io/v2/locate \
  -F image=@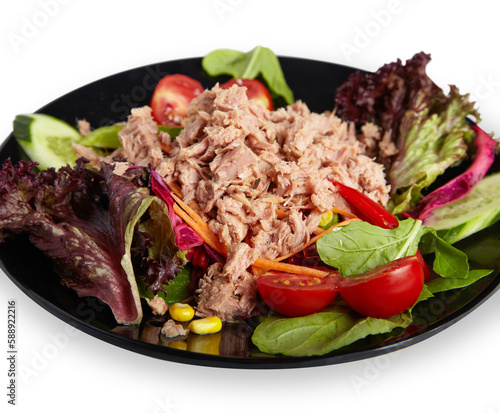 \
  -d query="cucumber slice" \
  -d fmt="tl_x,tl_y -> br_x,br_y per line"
78,125 -> 123,149
13,114 -> 82,170
425,172 -> 500,244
